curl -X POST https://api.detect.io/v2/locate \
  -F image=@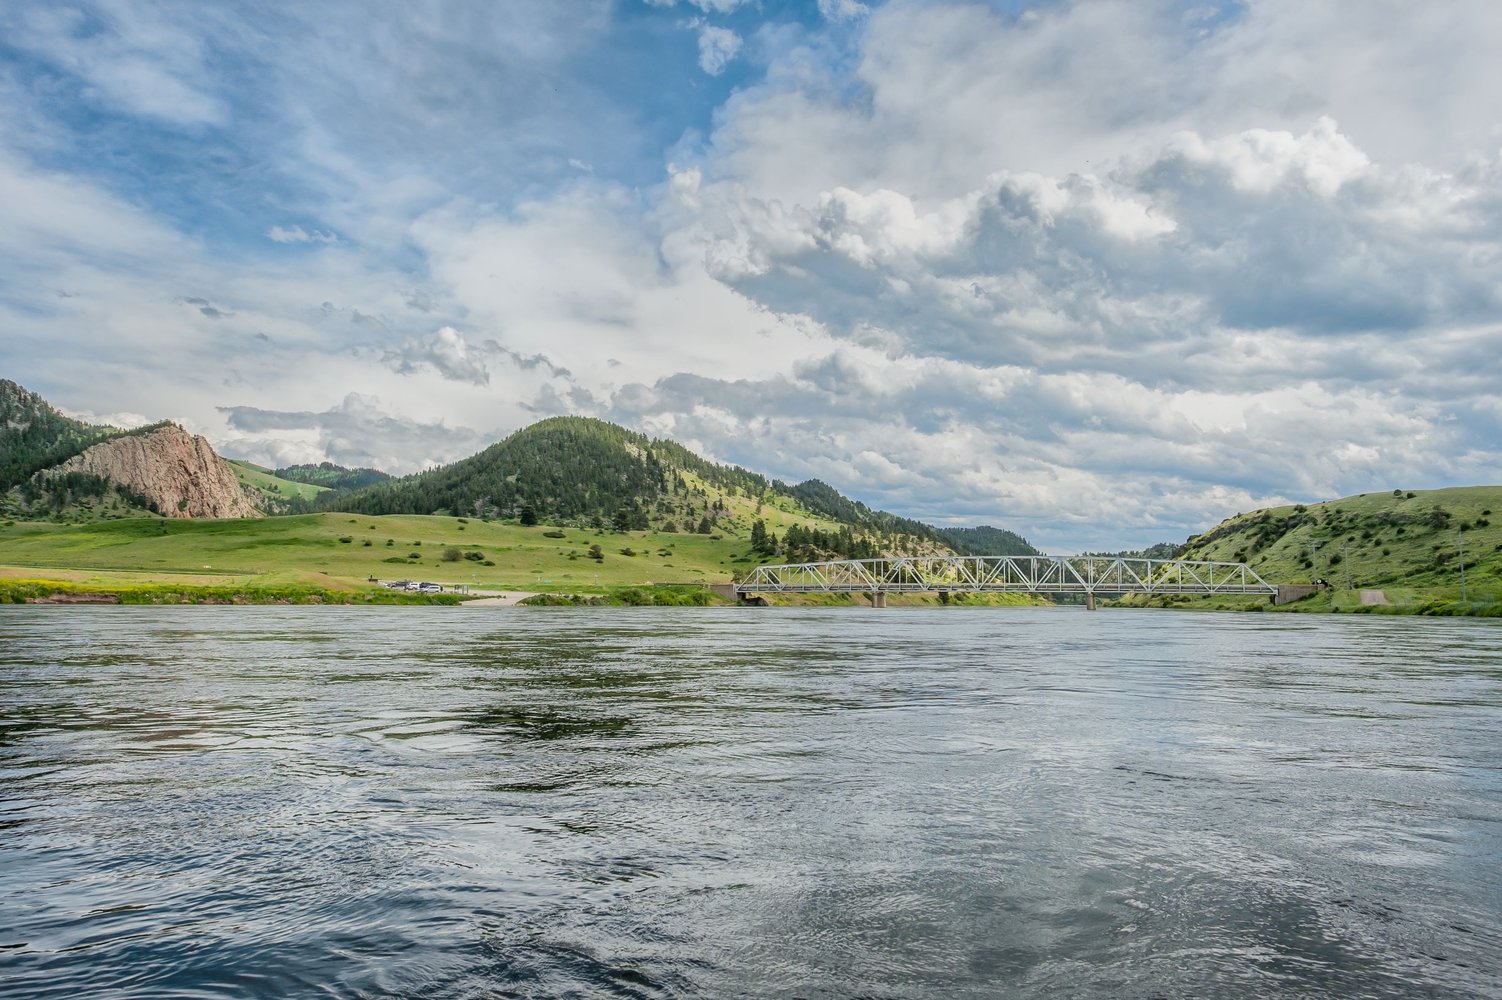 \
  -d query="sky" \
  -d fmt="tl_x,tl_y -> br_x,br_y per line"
2,0 -> 1500,552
